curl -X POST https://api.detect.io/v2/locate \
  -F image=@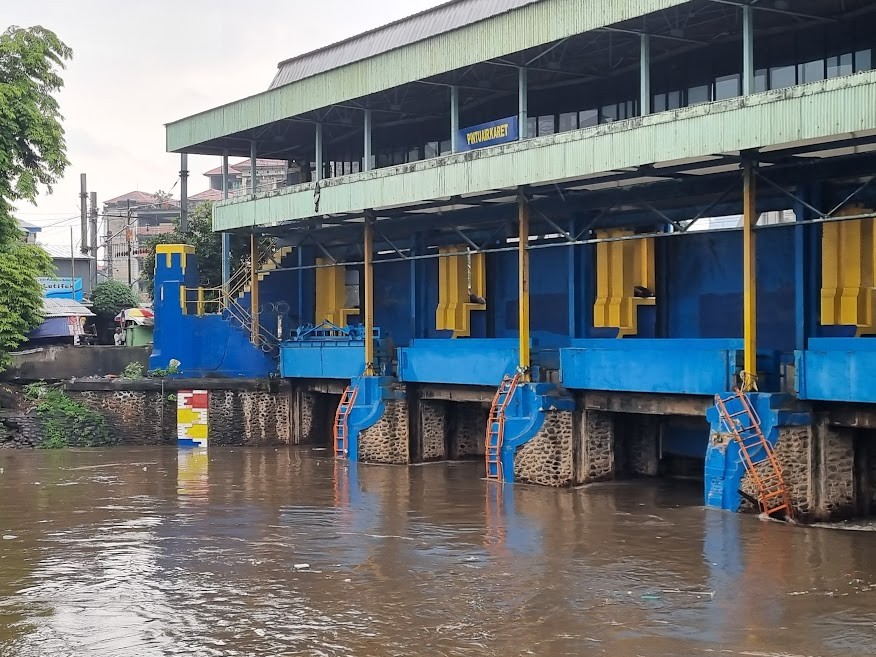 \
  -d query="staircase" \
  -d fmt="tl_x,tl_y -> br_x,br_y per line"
714,391 -> 794,521
222,242 -> 294,354
334,385 -> 359,457
485,373 -> 520,481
